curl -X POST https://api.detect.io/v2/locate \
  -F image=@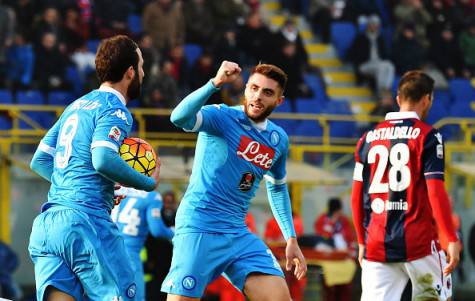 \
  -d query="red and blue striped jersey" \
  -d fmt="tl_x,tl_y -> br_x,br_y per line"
352,111 -> 445,262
